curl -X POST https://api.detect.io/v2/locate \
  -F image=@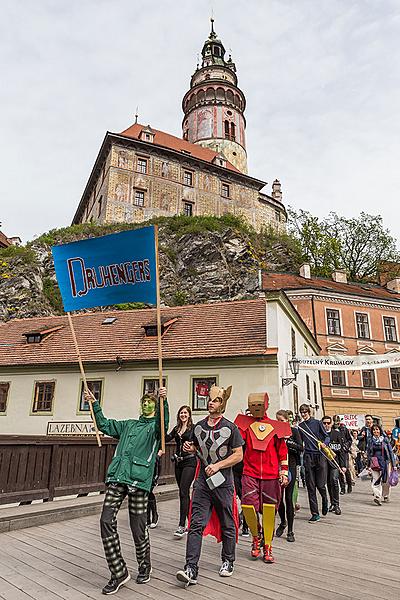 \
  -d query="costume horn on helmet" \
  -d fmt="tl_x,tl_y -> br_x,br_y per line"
209,384 -> 232,413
